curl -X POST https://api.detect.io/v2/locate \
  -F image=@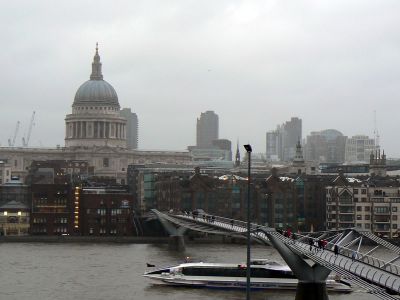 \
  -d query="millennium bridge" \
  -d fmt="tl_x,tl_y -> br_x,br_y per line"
150,209 -> 400,300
